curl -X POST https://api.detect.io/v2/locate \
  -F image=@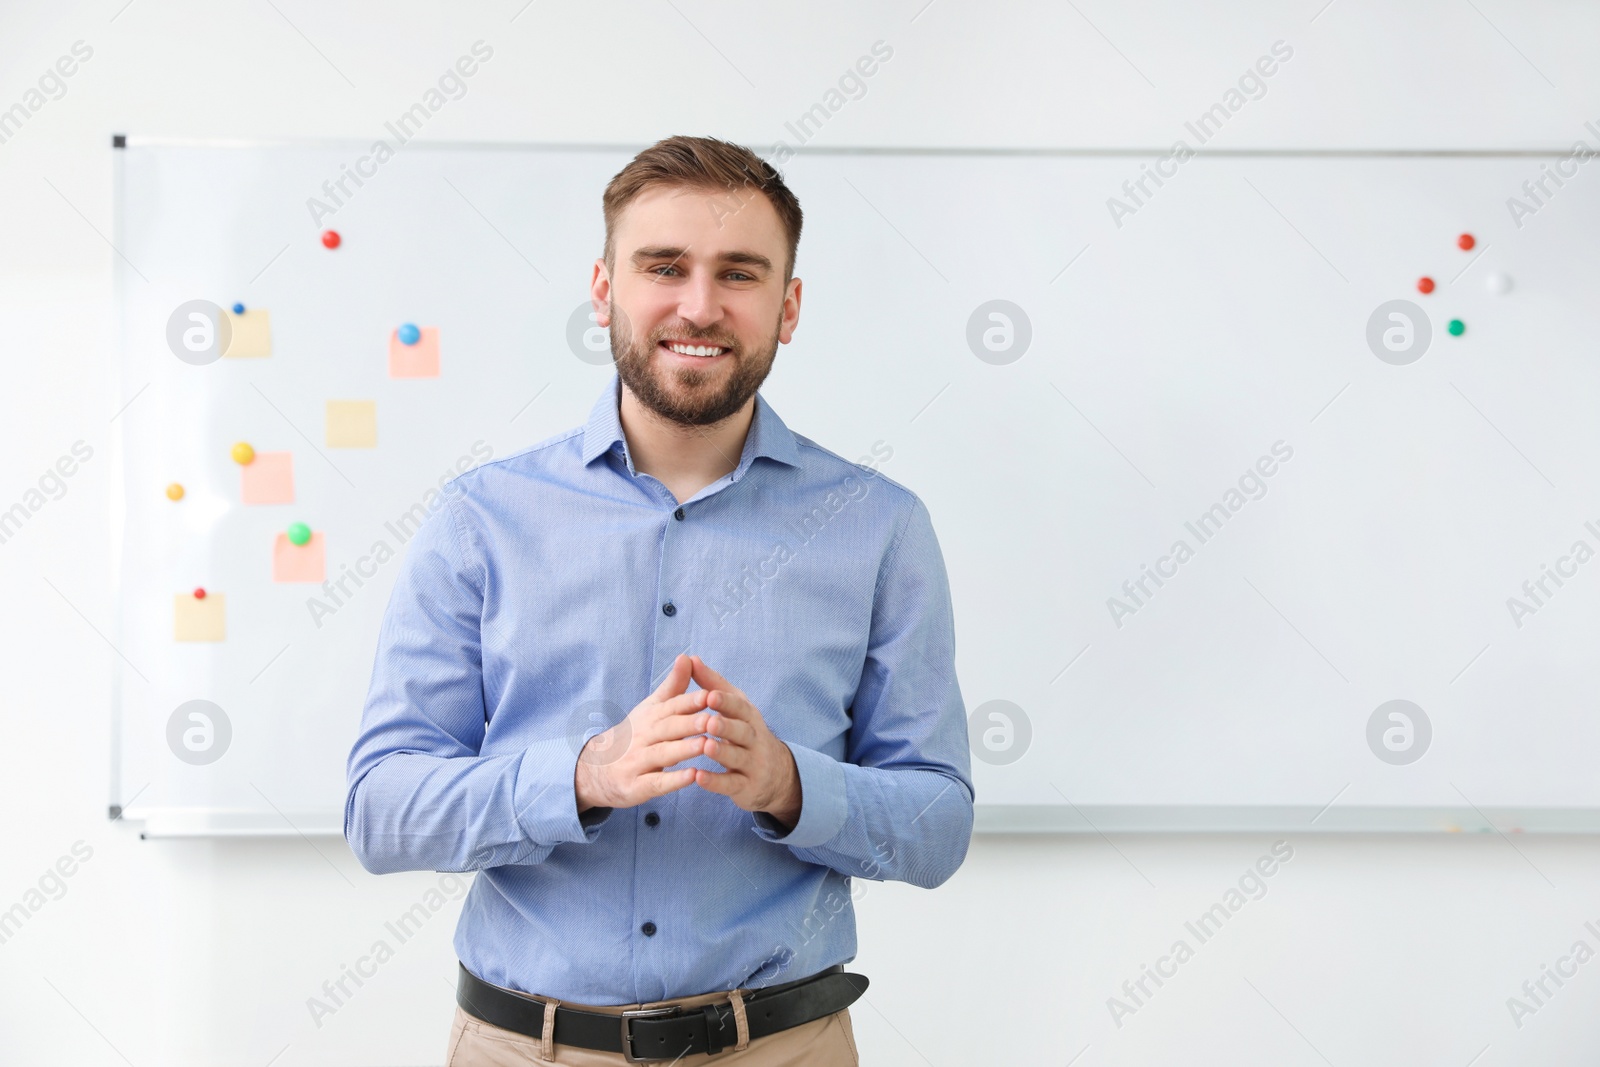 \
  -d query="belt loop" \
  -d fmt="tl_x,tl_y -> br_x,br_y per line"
728,989 -> 750,1051
539,997 -> 560,1062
